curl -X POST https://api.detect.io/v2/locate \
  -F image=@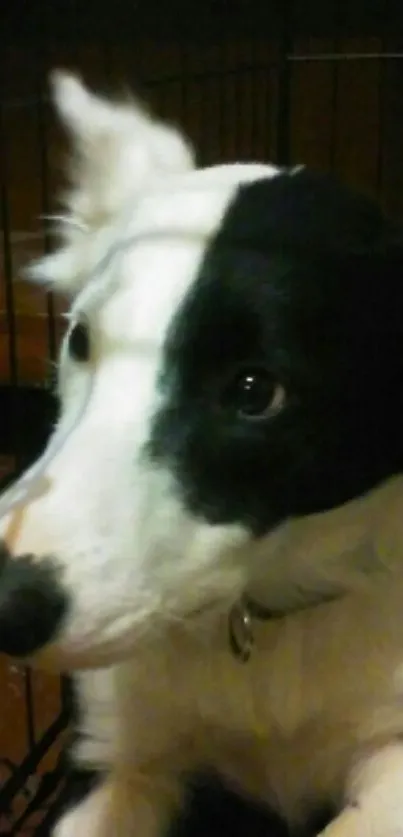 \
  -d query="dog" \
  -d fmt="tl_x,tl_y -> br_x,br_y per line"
1,71 -> 403,837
